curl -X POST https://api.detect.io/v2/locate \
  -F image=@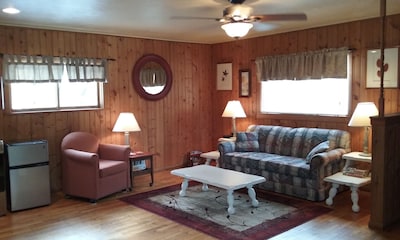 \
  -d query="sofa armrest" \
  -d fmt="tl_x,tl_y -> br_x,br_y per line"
309,148 -> 347,179
218,141 -> 235,168
62,149 -> 100,195
63,149 -> 99,179
310,148 -> 347,167
218,141 -> 235,155
98,143 -> 131,161
63,149 -> 99,166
